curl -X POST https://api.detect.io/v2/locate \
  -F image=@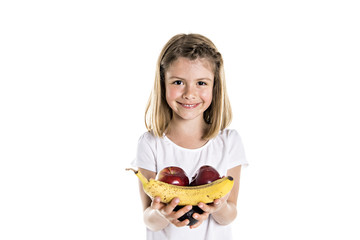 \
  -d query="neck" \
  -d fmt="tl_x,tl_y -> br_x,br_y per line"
166,117 -> 207,139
